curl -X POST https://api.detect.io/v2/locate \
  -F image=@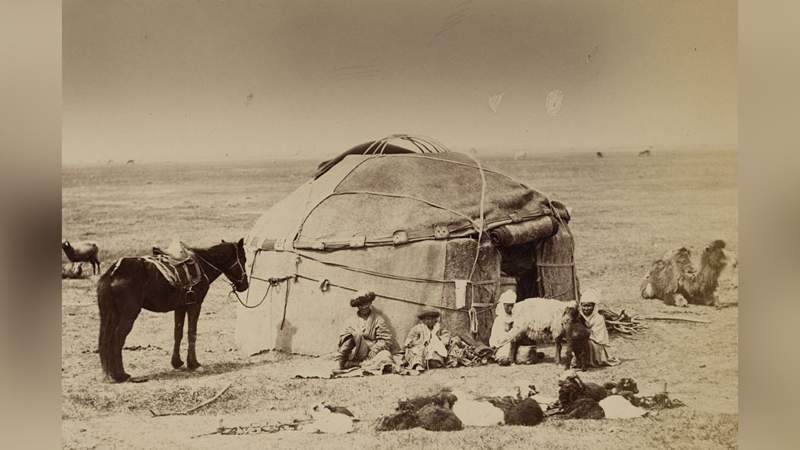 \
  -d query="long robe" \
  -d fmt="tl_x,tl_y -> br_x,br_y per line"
338,312 -> 393,367
581,310 -> 614,367
490,304 -> 515,361
403,322 -> 450,369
